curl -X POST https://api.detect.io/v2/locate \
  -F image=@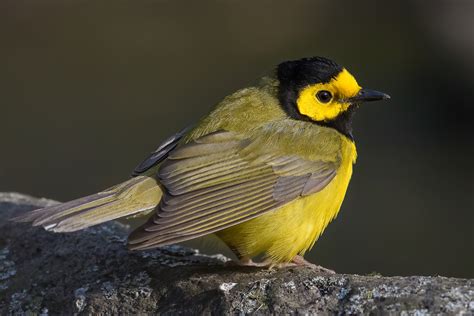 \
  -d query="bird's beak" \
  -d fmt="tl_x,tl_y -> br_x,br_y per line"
348,88 -> 391,103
